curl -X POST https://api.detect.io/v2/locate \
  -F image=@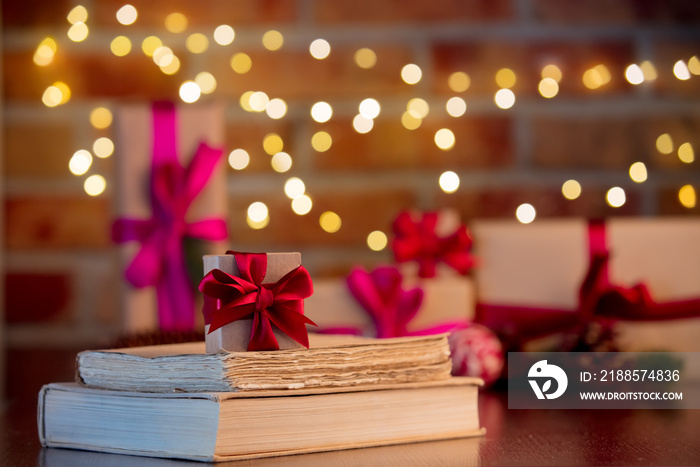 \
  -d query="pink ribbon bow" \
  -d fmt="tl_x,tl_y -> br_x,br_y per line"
112,101 -> 228,331
392,211 -> 474,278
199,252 -> 316,351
